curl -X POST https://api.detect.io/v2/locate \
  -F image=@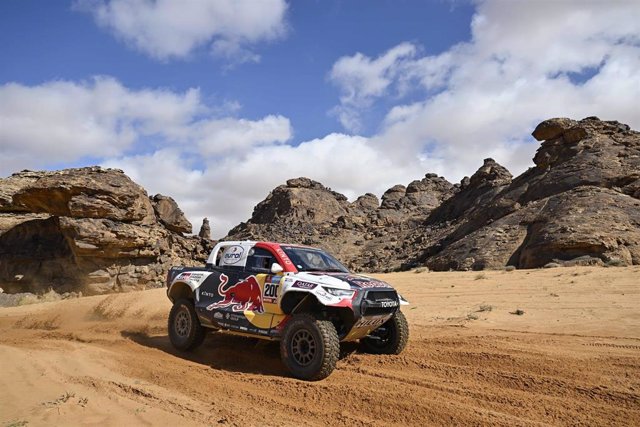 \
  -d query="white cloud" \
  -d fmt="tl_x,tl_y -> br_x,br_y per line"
195,115 -> 292,156
0,77 -> 199,165
331,0 -> 640,178
0,76 -> 292,207
1,76 -> 412,239
75,0 -> 288,61
102,134 -> 425,237
329,42 -> 418,131
4,0 -> 640,241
